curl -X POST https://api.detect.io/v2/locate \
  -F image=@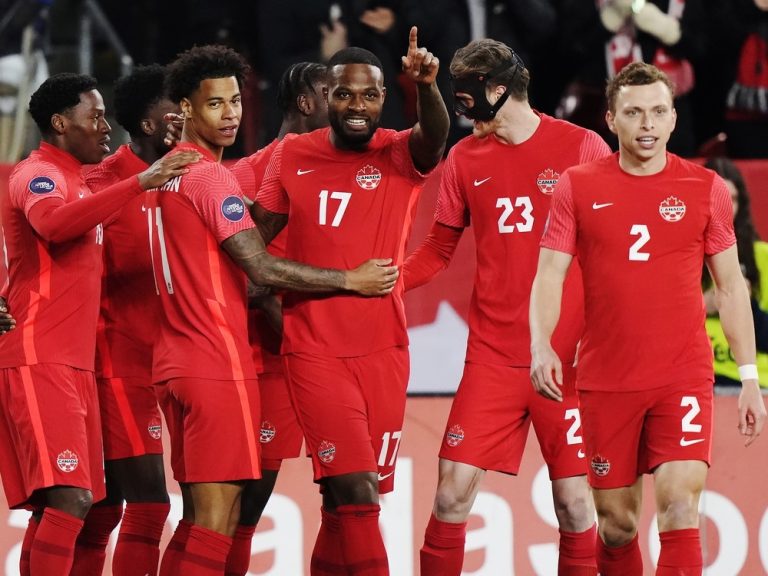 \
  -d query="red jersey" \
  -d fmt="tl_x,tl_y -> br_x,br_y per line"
147,143 -> 257,382
436,114 -> 610,365
541,153 -> 735,391
0,143 -> 108,370
232,139 -> 284,373
85,144 -> 158,379
257,127 -> 428,357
